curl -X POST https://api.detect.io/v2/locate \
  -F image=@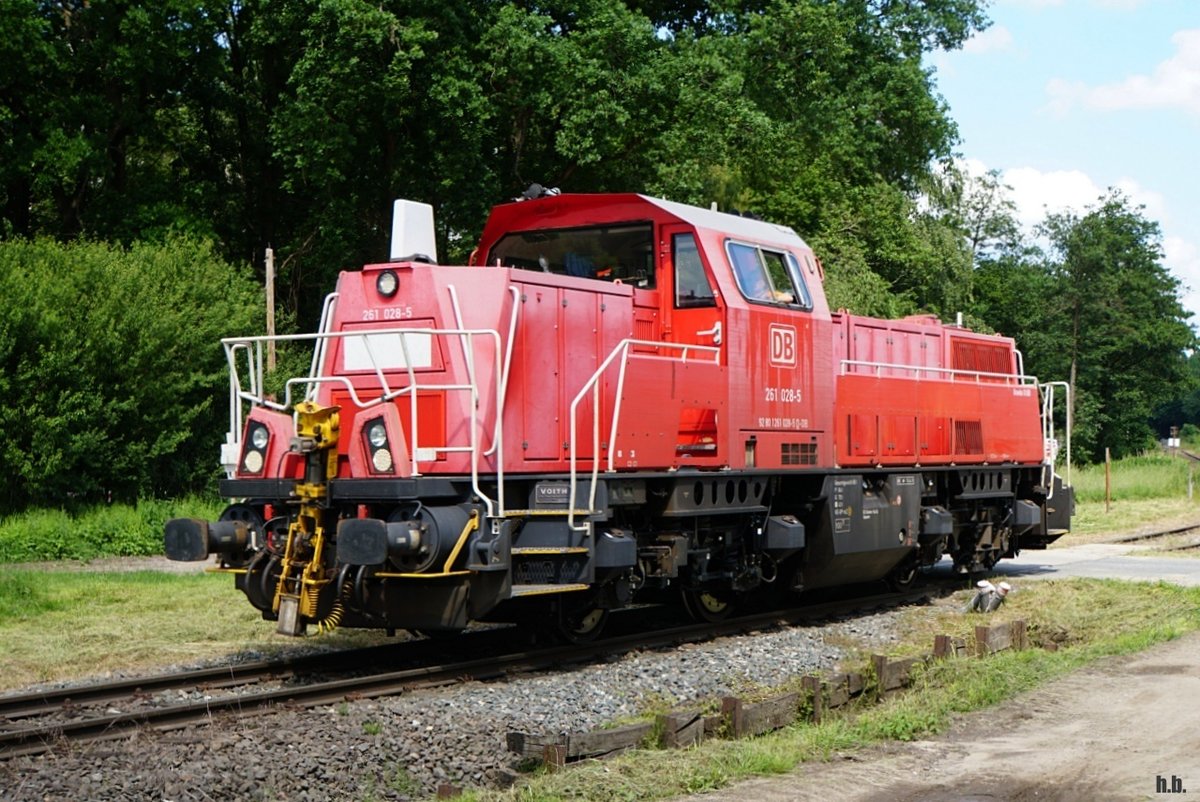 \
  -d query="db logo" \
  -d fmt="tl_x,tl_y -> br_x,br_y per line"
769,324 -> 797,367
